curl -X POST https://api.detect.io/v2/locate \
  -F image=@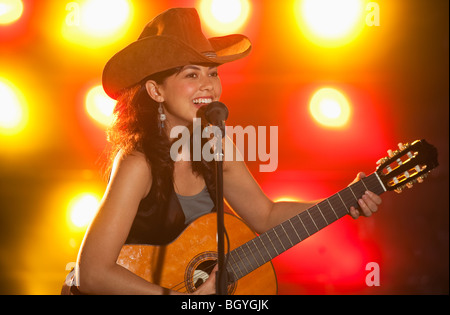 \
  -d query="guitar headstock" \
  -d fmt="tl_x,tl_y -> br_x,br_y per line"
376,139 -> 439,193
